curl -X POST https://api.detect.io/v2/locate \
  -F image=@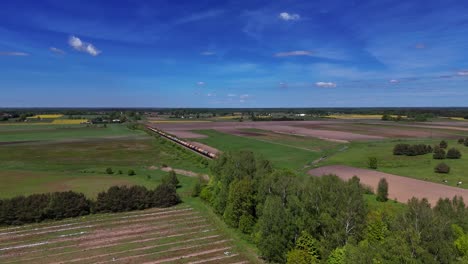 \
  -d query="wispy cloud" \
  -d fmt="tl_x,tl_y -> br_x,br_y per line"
49,47 -> 65,55
315,82 -> 337,88
389,79 -> 400,84
197,81 -> 205,86
274,50 -> 312,57
278,12 -> 300,21
0,52 -> 29,56
227,93 -> 237,97
68,36 -> 101,56
240,94 -> 250,99
457,70 -> 468,76
174,10 -> 224,25
201,51 -> 216,56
